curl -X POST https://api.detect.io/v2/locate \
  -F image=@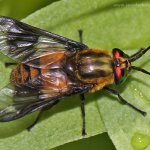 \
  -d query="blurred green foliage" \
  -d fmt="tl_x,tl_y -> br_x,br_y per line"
0,0 -> 59,19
